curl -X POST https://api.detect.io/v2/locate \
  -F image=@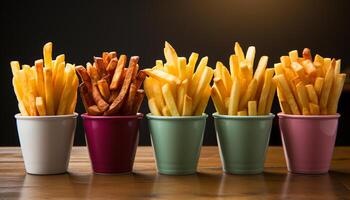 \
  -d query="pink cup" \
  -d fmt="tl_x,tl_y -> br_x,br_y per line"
278,113 -> 340,174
